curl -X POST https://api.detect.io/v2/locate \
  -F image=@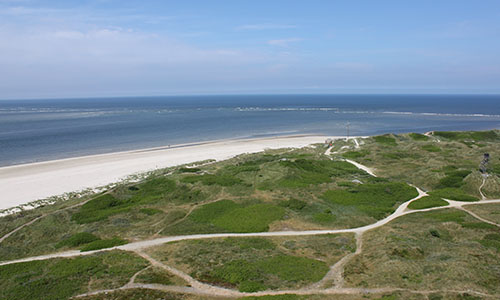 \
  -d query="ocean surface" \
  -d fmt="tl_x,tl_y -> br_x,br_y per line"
0,94 -> 499,167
